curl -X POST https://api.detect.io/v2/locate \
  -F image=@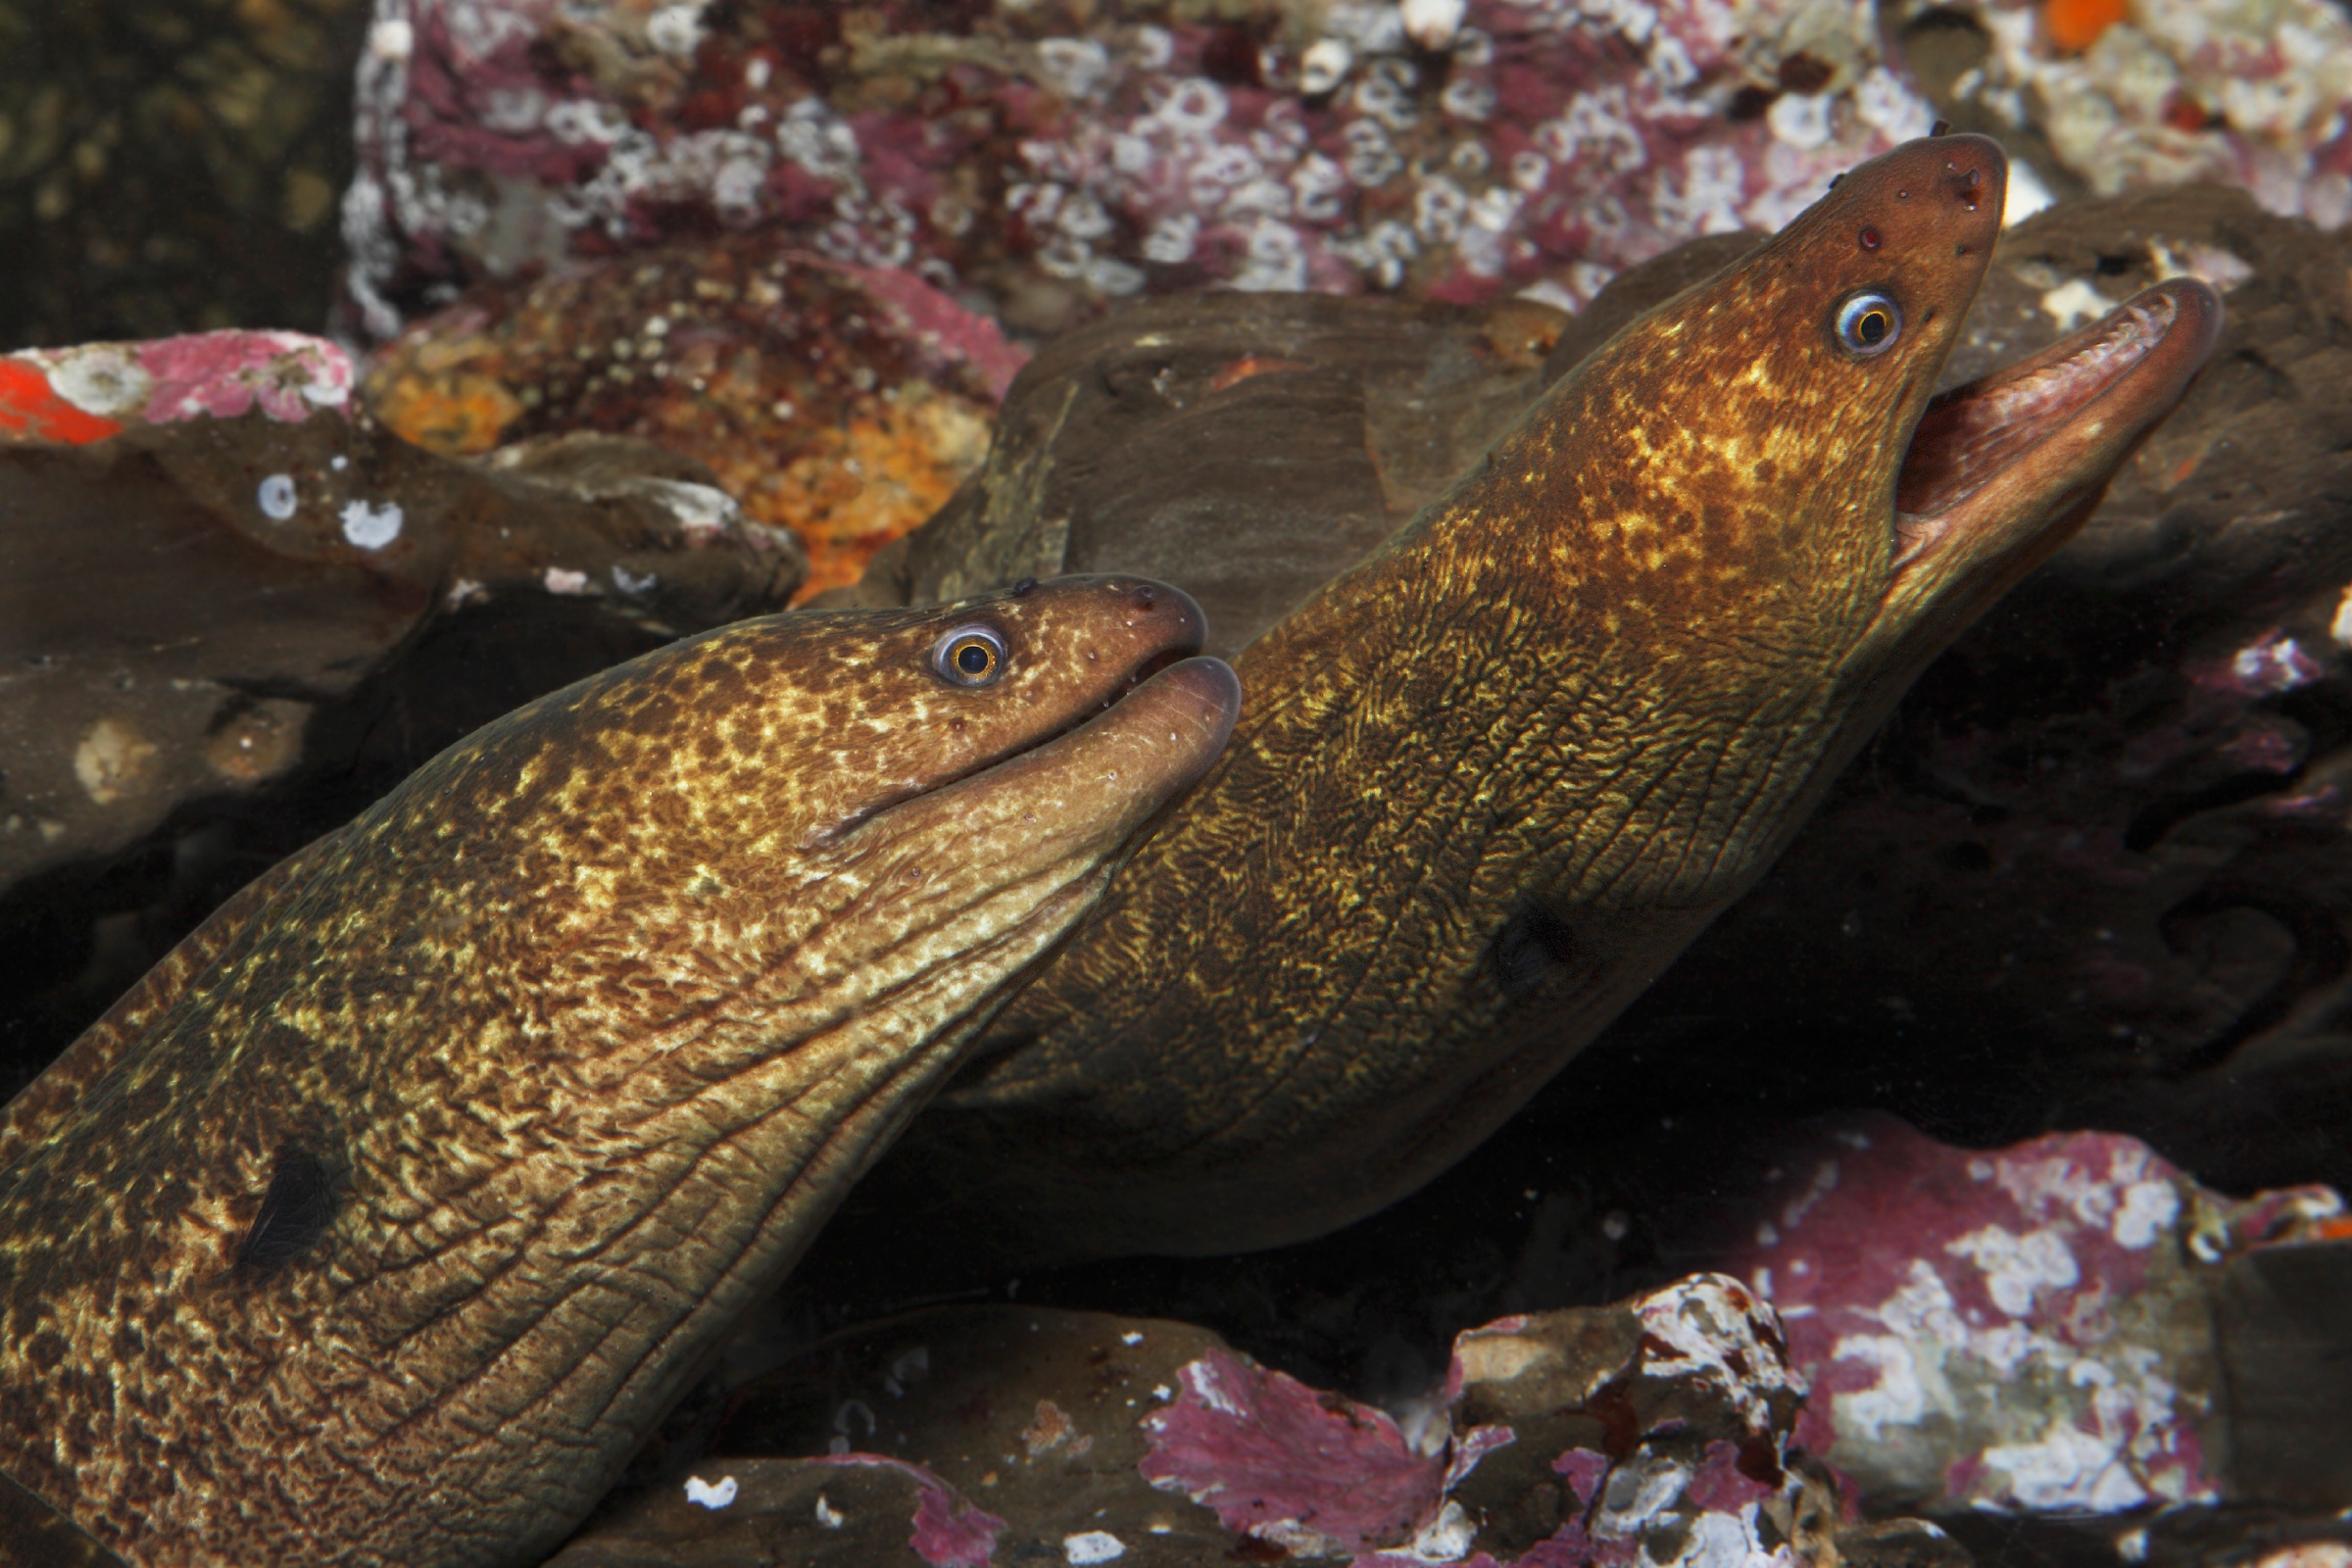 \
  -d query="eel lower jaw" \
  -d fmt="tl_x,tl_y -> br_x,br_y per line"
1888,277 -> 2224,578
